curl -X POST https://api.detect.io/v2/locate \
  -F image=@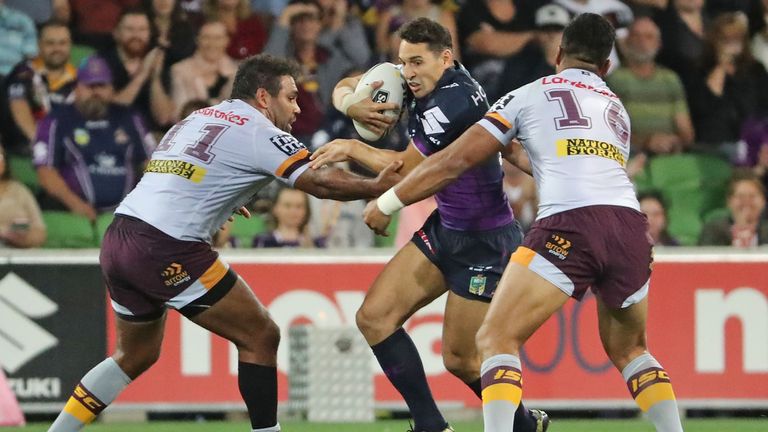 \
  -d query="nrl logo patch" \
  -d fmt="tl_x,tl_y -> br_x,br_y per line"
469,274 -> 487,296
